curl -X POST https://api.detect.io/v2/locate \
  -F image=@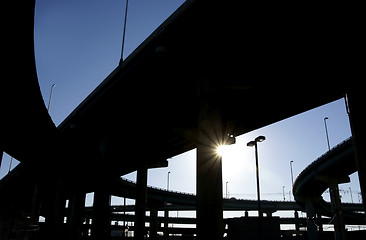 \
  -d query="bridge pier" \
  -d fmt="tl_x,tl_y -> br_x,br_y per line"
43,180 -> 66,240
149,208 -> 158,240
27,182 -> 41,240
294,211 -> 300,236
196,78 -> 224,240
196,116 -> 226,238
135,167 -> 148,240
304,199 -> 318,240
164,209 -> 169,240
329,183 -> 346,240
91,190 -> 111,240
196,141 -> 223,240
316,214 -> 323,232
67,191 -> 86,240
